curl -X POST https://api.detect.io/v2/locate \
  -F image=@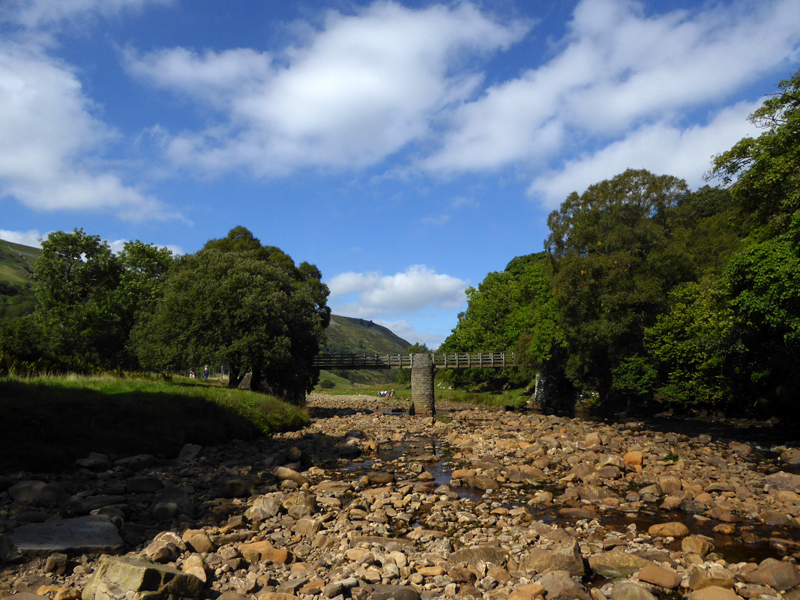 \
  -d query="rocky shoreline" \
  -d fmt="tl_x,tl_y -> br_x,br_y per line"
2,393 -> 800,600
